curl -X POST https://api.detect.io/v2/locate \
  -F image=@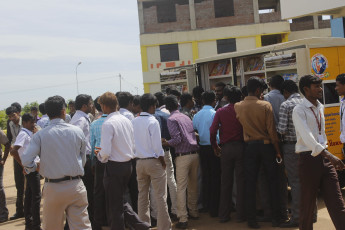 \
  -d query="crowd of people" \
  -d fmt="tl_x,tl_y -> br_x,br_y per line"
1,74 -> 345,230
